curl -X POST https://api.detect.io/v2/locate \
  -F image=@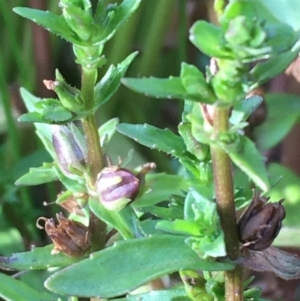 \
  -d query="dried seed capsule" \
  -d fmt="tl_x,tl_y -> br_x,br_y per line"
237,191 -> 285,251
96,166 -> 139,211
37,213 -> 90,257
